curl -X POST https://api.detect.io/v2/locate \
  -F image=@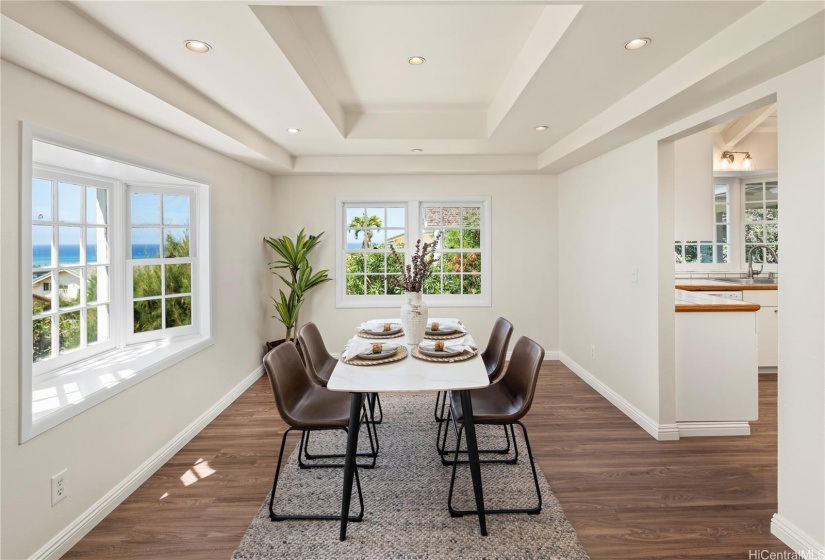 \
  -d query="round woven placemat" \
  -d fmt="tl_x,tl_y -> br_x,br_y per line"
342,345 -> 409,366
411,346 -> 478,363
423,330 -> 466,340
357,329 -> 405,340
